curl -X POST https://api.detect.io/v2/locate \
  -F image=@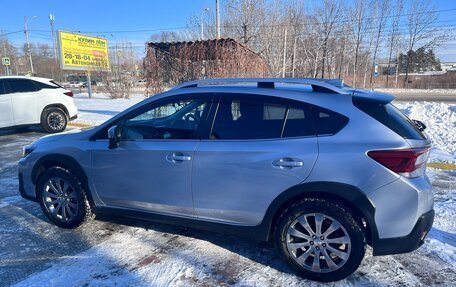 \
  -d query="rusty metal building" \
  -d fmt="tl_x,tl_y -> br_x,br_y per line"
143,38 -> 269,93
